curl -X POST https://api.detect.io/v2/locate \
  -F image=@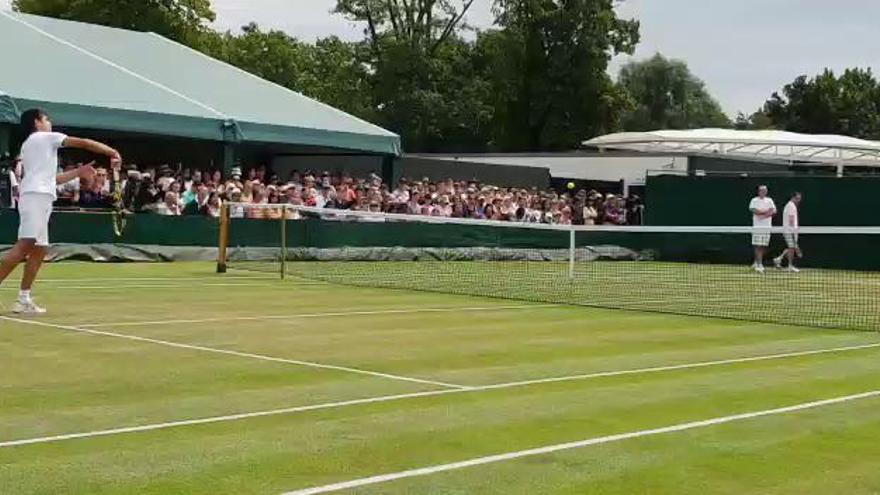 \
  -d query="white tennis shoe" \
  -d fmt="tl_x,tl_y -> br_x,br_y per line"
12,299 -> 47,315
